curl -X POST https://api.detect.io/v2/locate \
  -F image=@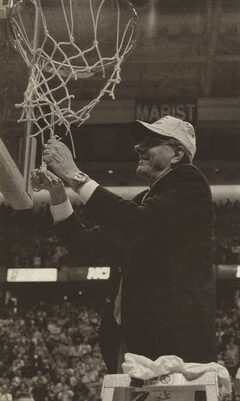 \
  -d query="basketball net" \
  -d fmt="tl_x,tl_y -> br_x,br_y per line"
8,0 -> 138,153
